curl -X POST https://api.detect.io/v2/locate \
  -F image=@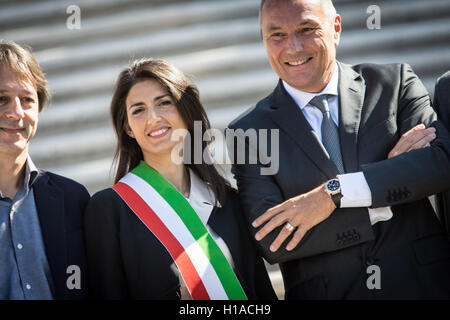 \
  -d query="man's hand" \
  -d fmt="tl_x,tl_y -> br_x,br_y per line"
388,124 -> 436,159
252,184 -> 336,252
